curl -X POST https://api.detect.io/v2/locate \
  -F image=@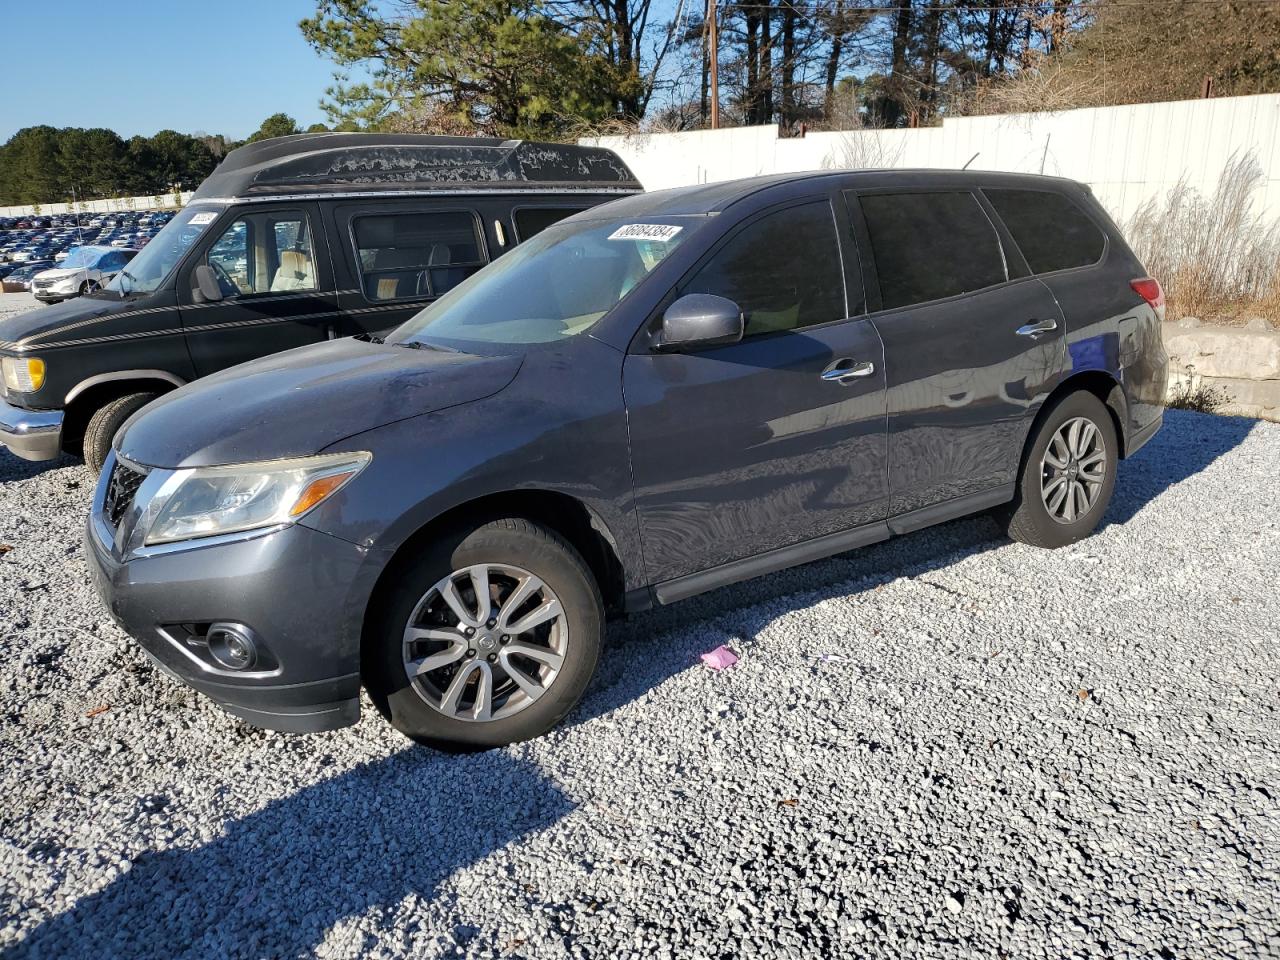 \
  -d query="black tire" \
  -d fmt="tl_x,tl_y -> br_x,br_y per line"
77,281 -> 89,296
364,517 -> 603,750
83,392 -> 159,474
1002,391 -> 1118,549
